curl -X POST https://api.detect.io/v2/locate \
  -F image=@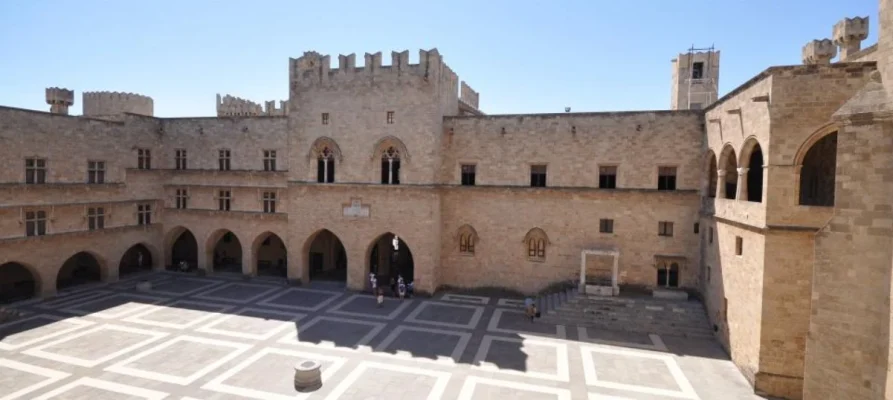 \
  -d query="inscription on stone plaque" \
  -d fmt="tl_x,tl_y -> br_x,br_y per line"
343,199 -> 370,218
